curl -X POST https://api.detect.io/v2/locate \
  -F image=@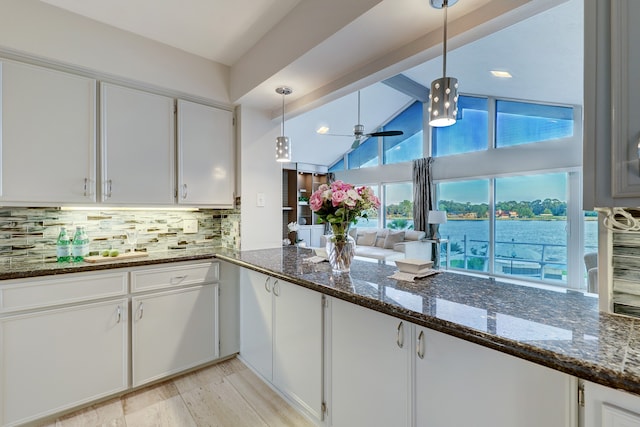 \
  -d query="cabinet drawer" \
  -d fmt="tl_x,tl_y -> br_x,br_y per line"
131,262 -> 218,293
0,272 -> 127,314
